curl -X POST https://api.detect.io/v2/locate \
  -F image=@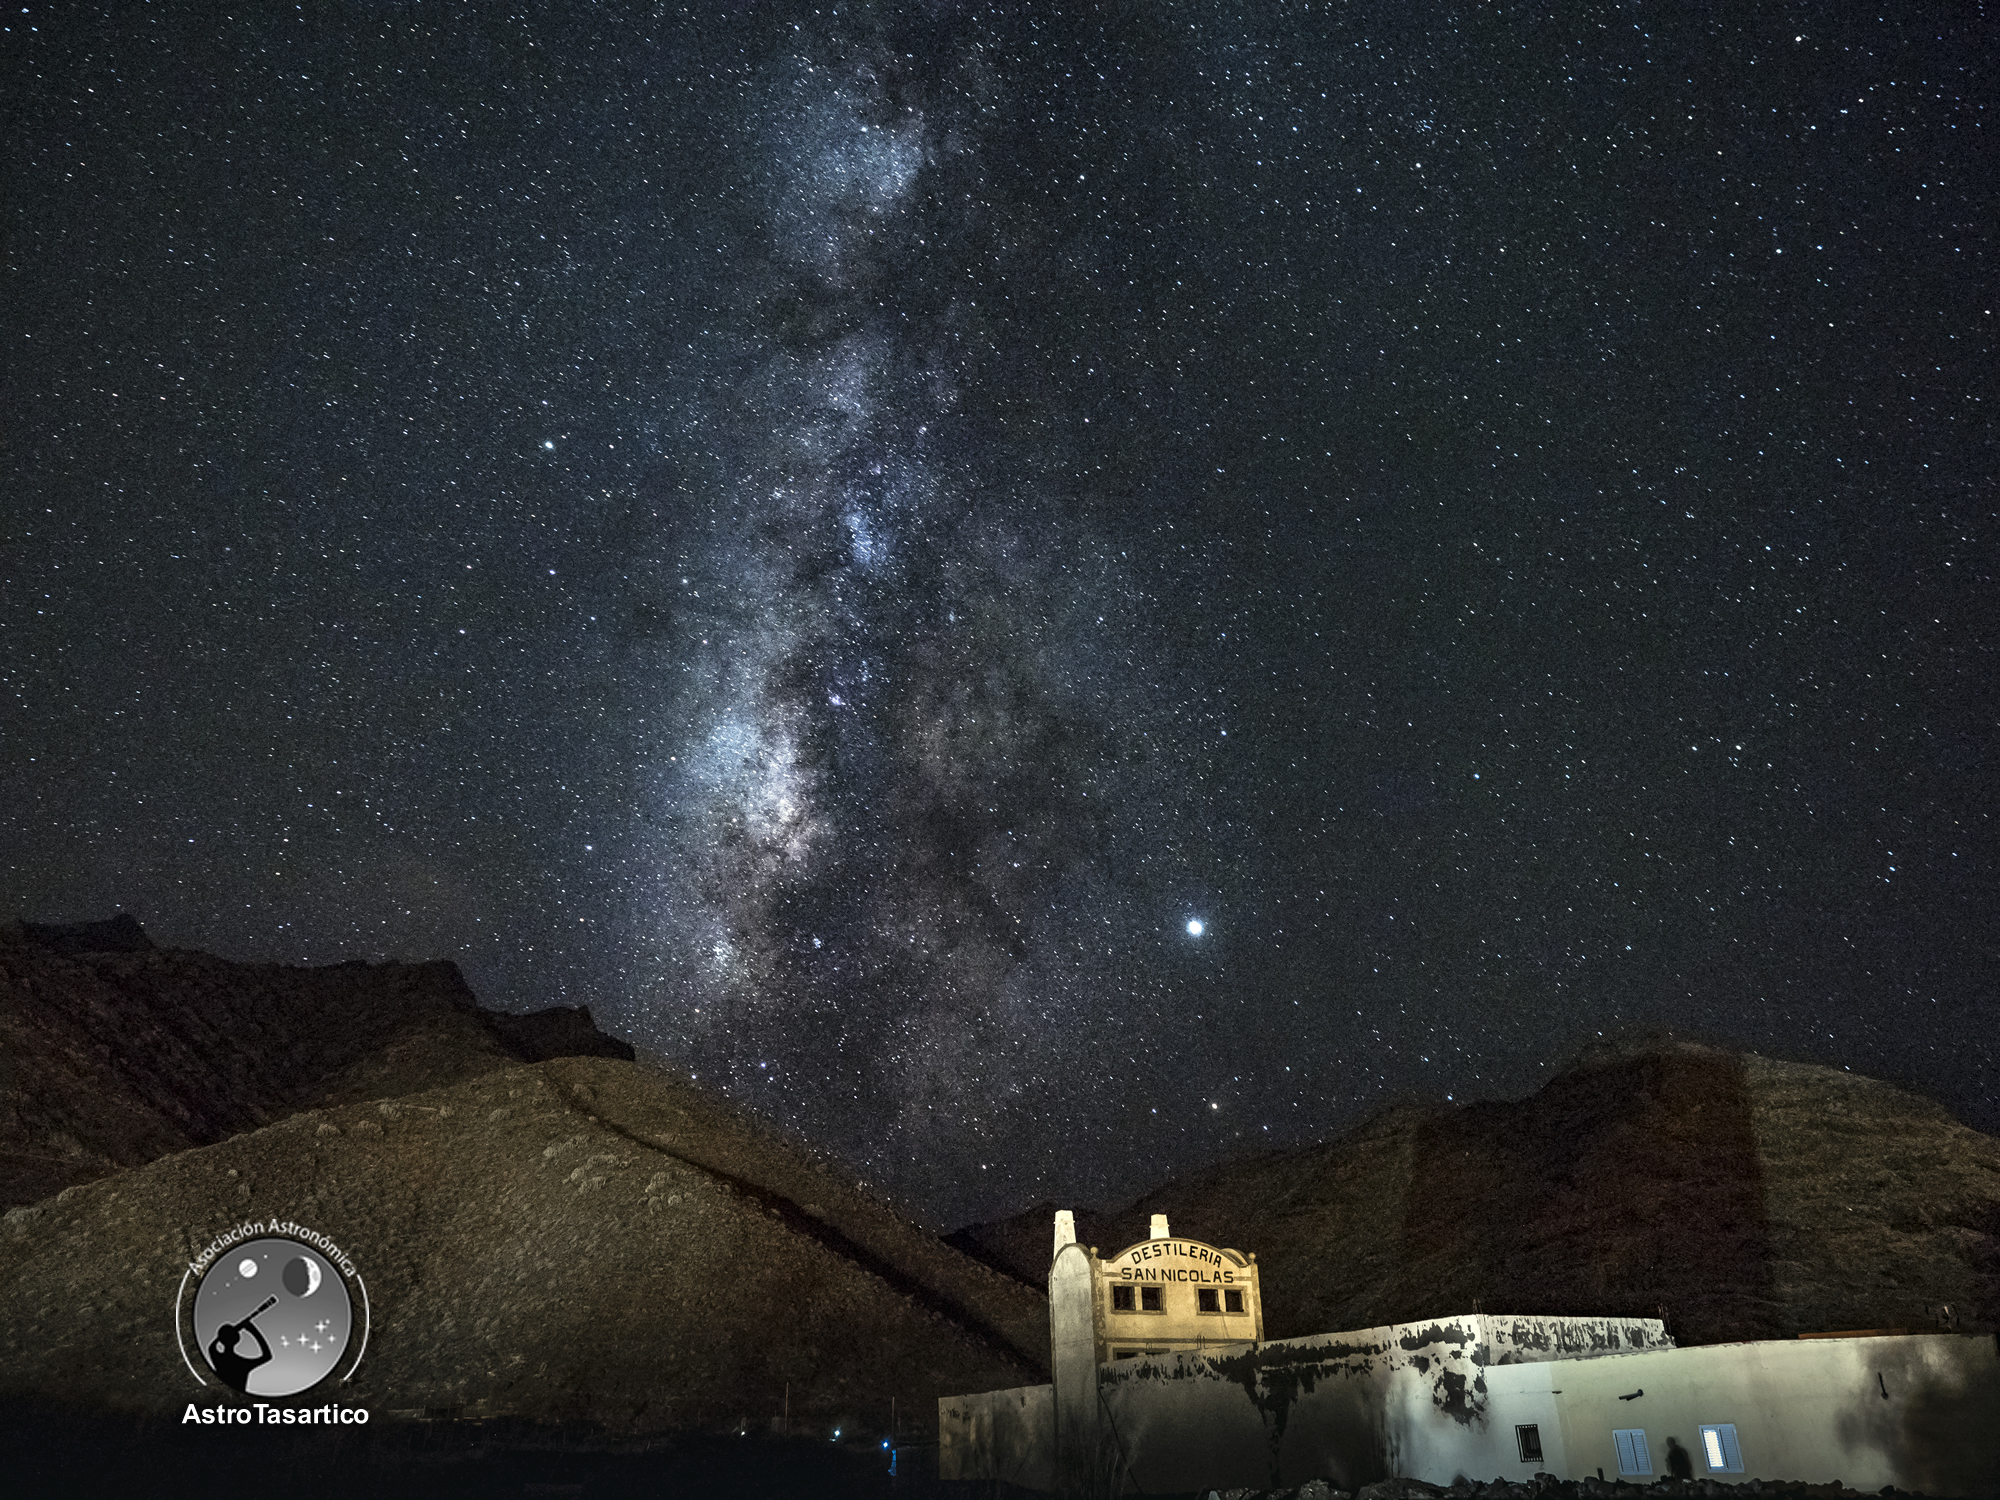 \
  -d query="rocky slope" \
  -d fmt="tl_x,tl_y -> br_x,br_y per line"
0,917 -> 629,1210
950,1038 -> 2000,1347
0,1053 -> 1048,1434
